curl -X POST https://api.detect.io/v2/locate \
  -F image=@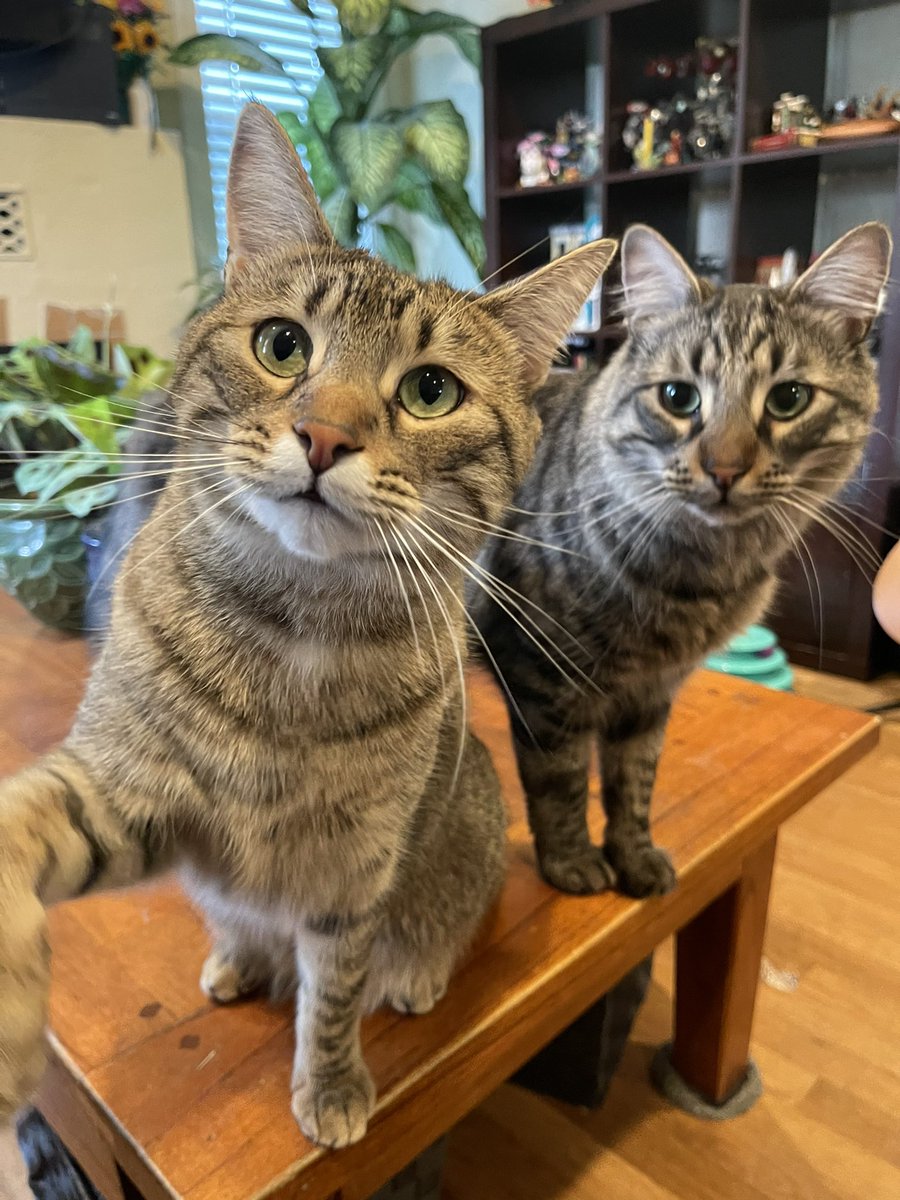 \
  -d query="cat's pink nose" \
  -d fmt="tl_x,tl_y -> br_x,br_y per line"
706,464 -> 745,492
293,420 -> 361,474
